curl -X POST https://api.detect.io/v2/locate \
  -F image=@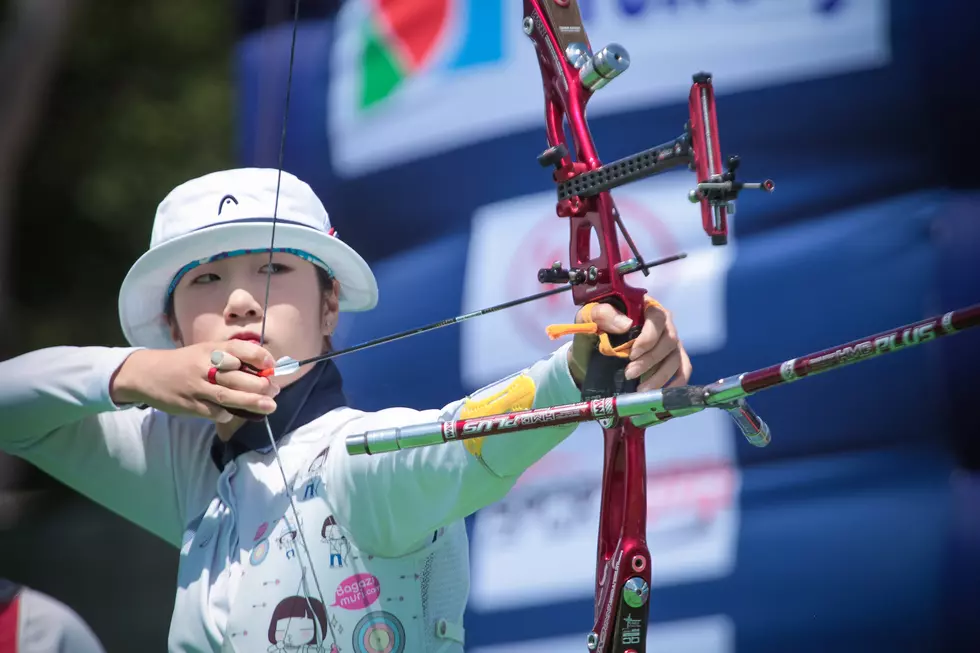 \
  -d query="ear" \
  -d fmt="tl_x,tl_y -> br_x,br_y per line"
321,279 -> 341,336
166,313 -> 185,347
